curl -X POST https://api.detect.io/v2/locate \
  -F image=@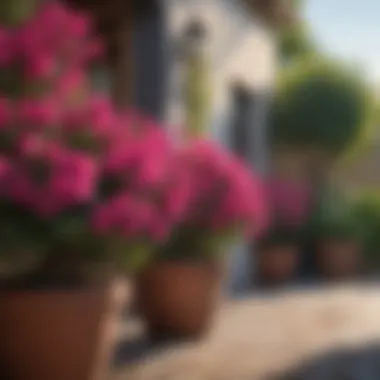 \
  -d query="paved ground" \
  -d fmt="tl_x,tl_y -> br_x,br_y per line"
112,284 -> 380,380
